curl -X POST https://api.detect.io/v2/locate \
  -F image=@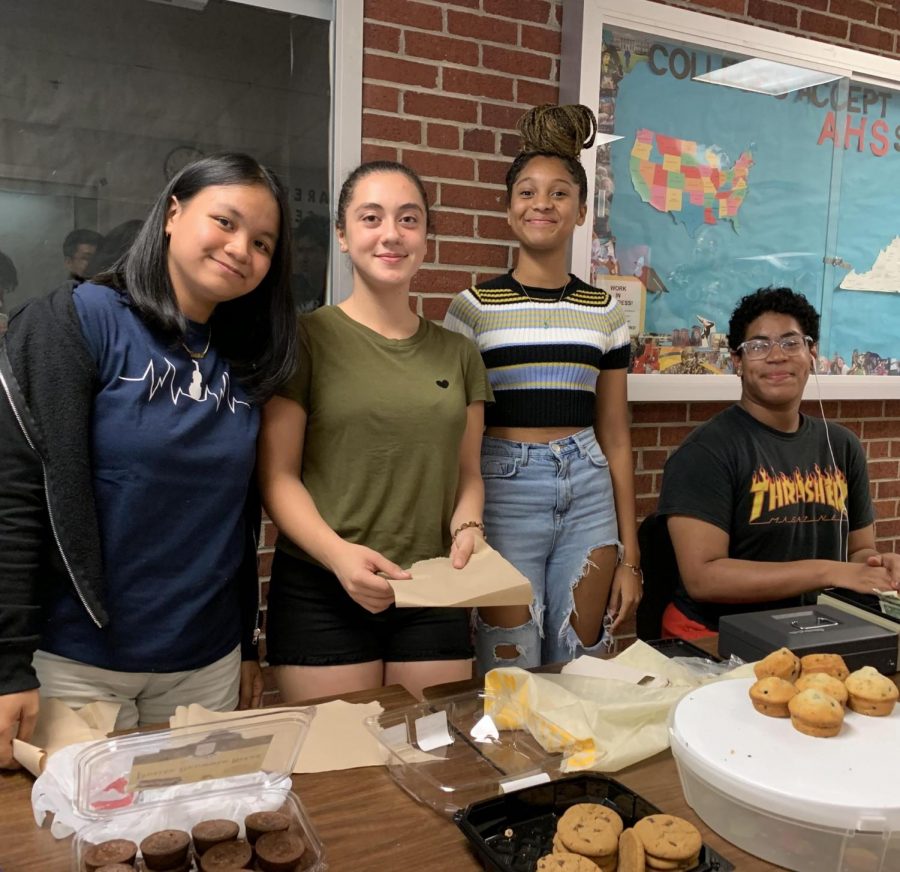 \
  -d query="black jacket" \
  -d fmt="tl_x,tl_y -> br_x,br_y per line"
0,287 -> 260,696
